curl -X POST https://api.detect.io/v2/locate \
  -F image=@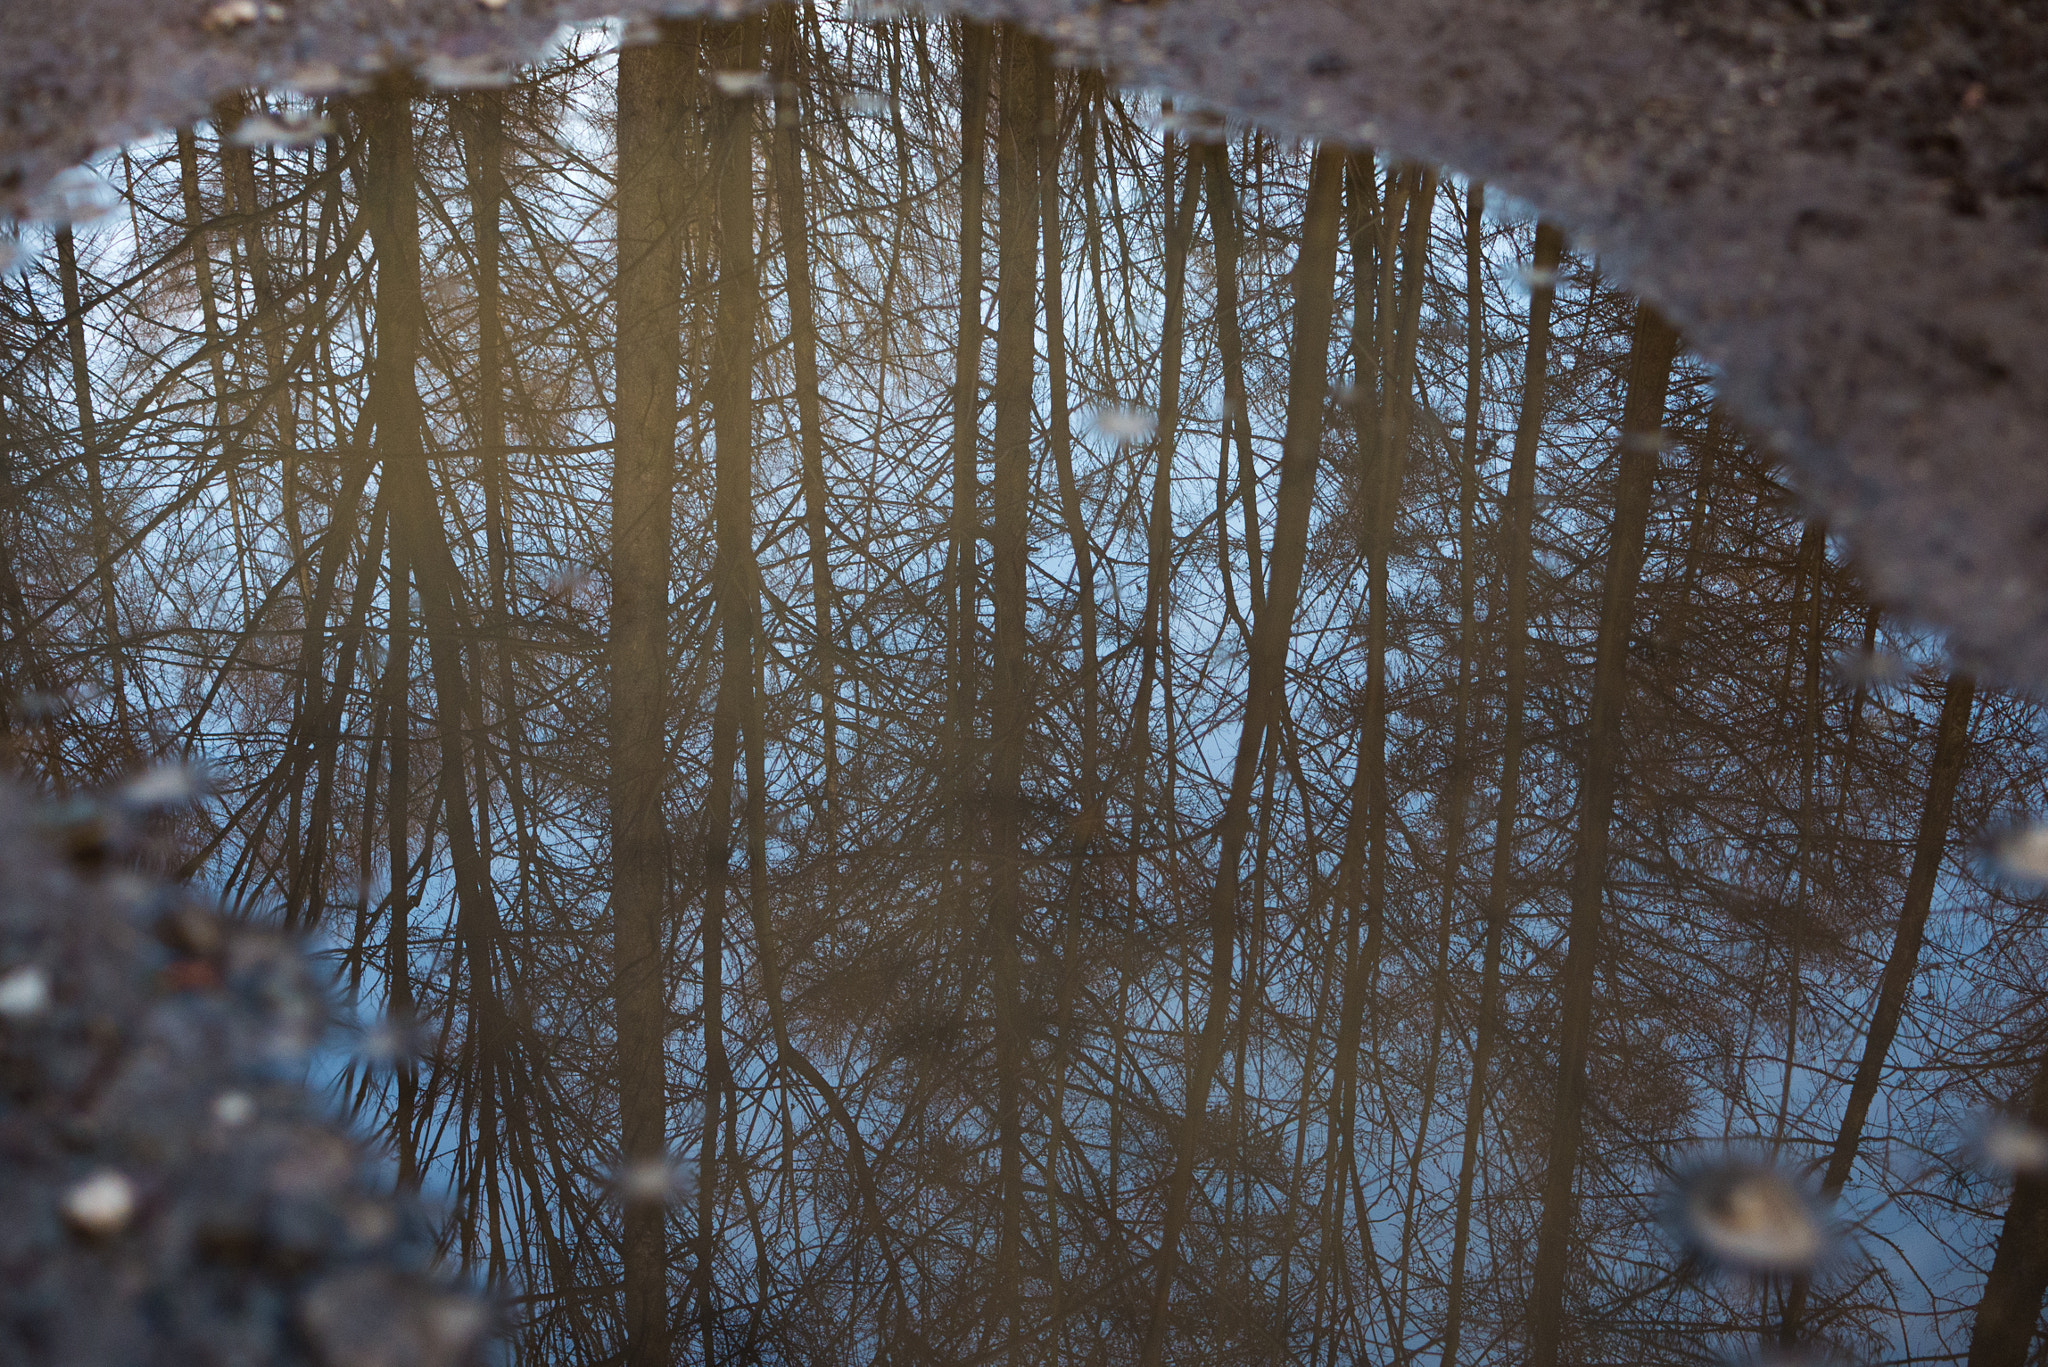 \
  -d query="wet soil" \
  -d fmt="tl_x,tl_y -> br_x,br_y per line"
4,0 -> 2047,687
